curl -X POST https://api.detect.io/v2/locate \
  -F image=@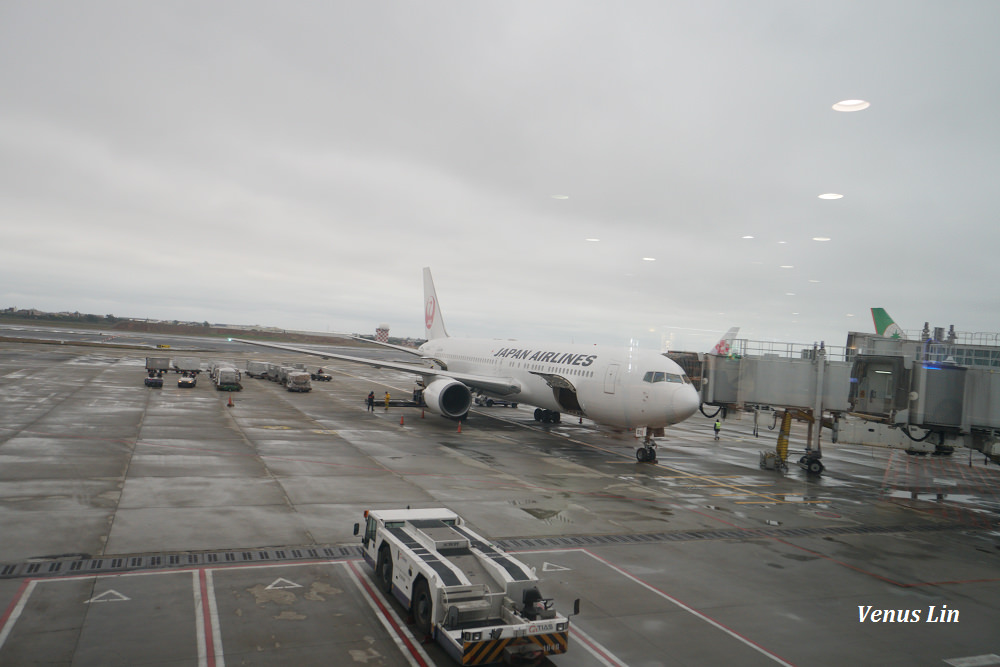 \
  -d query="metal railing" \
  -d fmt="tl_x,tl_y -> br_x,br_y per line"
730,339 -> 851,363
